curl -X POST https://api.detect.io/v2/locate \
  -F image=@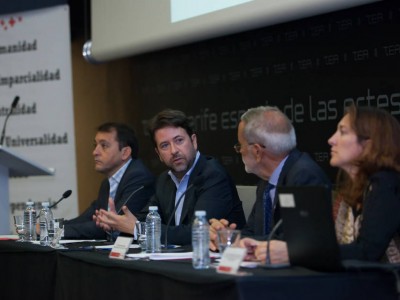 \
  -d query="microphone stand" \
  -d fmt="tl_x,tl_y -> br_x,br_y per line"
262,219 -> 290,269
116,185 -> 145,214
105,184 -> 147,241
0,96 -> 19,145
49,190 -> 72,209
163,183 -> 195,250
36,190 -> 72,219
